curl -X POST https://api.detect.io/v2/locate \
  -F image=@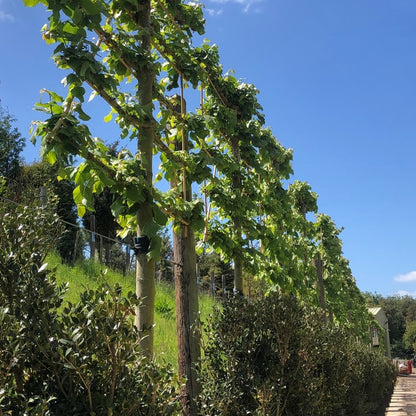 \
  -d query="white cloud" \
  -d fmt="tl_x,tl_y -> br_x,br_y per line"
0,10 -> 13,21
205,7 -> 224,16
206,0 -> 264,13
0,0 -> 14,22
394,271 -> 416,282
